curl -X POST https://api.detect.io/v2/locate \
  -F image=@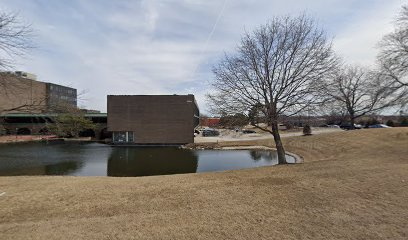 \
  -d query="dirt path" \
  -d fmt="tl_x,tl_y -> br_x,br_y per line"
0,135 -> 56,143
0,128 -> 407,239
